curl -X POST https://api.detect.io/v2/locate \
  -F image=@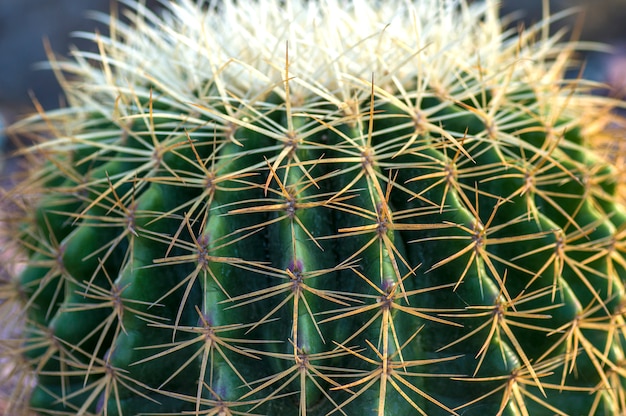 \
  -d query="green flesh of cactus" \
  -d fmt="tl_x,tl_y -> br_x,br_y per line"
4,0 -> 626,415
